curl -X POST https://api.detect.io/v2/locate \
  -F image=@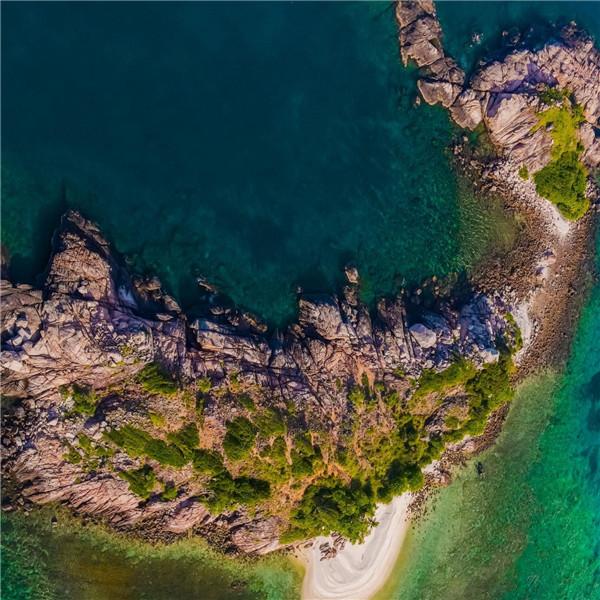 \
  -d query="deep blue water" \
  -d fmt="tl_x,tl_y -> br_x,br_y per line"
1,1 -> 505,326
